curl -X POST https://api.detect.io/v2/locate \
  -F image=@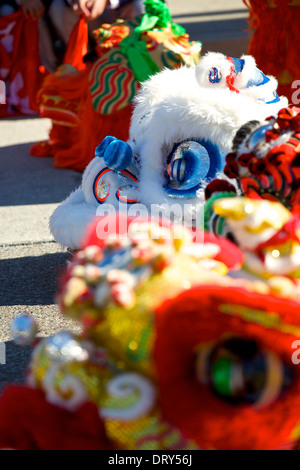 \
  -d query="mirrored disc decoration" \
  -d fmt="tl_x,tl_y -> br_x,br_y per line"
116,184 -> 138,204
245,122 -> 275,152
93,166 -> 139,205
167,141 -> 210,190
163,139 -> 223,199
93,168 -> 112,203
